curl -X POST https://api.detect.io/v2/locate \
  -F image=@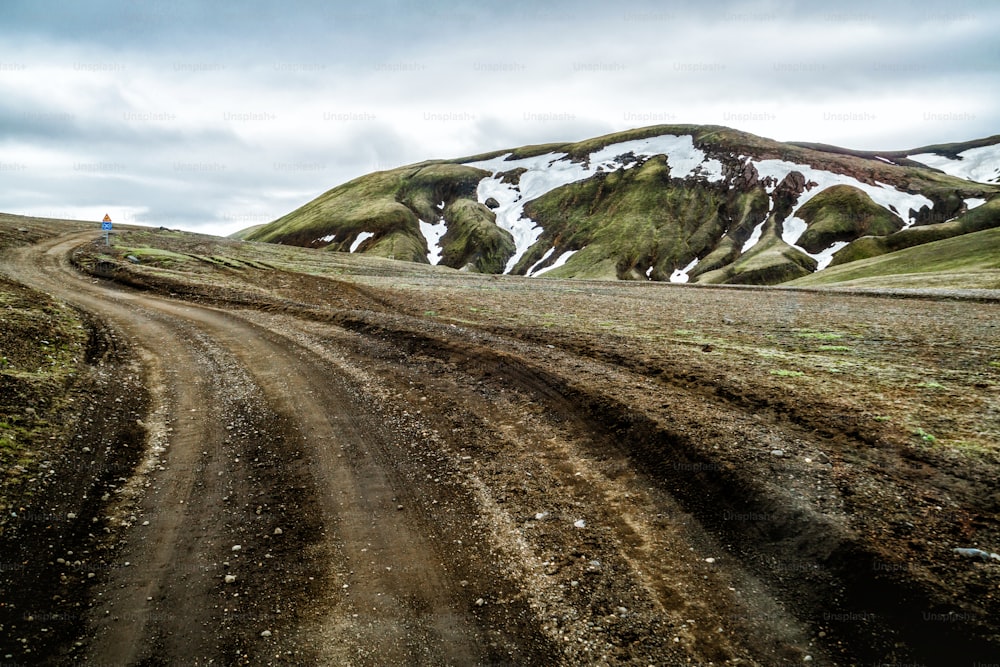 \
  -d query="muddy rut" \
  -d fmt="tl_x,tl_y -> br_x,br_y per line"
2,228 -> 997,665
